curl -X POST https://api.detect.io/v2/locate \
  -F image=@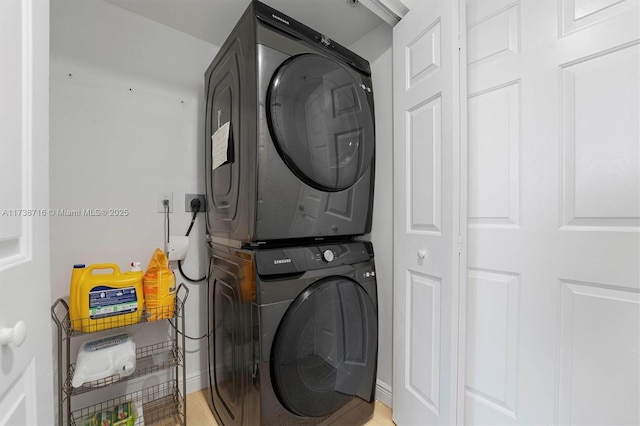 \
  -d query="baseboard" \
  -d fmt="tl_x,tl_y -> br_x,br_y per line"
375,379 -> 392,408
185,370 -> 208,395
